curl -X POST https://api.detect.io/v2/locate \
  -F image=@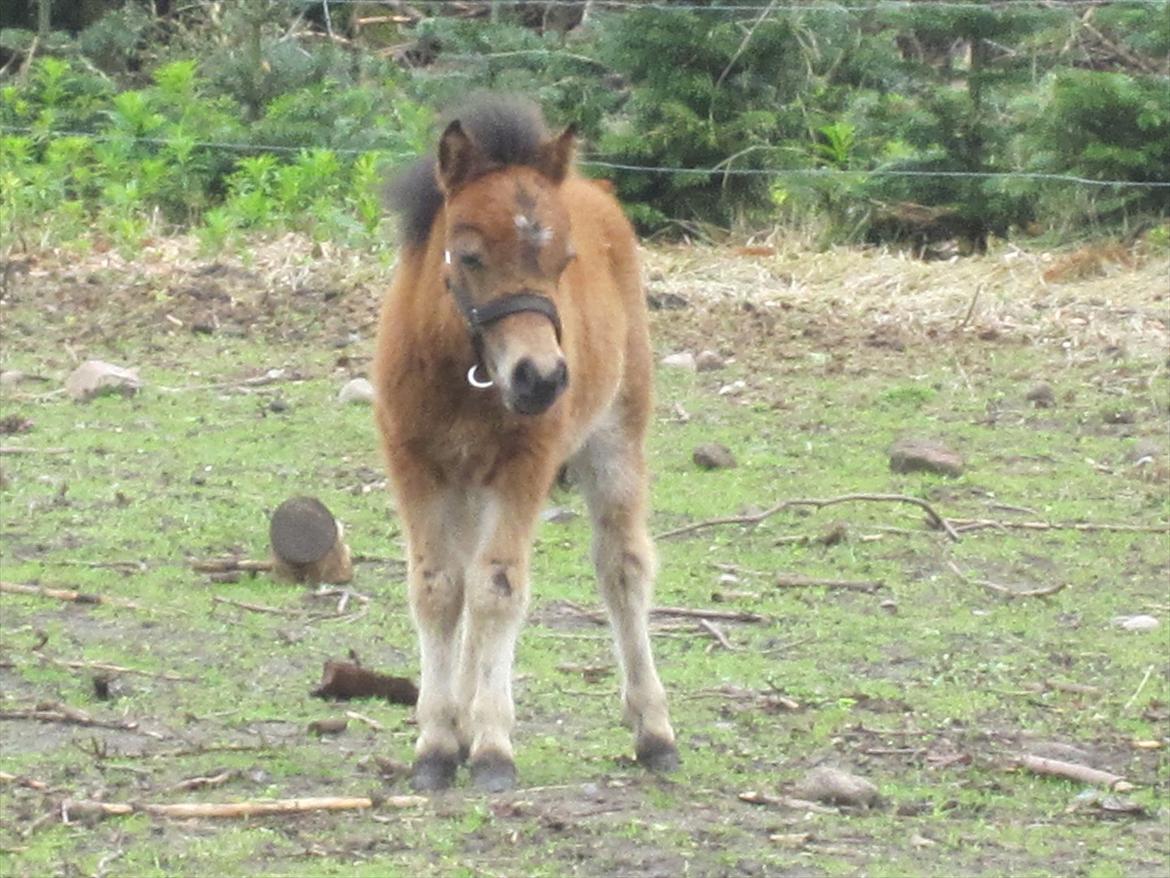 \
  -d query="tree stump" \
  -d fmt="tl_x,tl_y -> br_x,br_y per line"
269,497 -> 353,585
